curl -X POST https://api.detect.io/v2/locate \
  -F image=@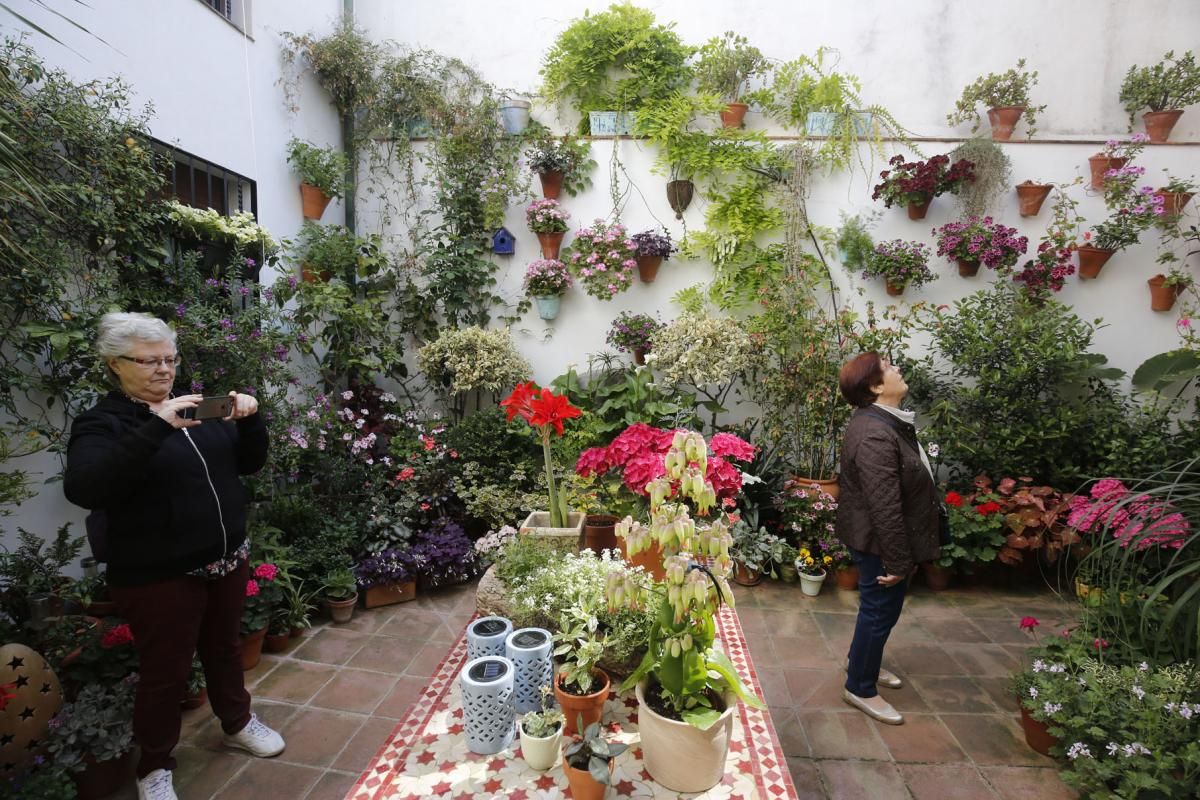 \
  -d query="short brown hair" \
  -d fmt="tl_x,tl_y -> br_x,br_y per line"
839,352 -> 885,408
